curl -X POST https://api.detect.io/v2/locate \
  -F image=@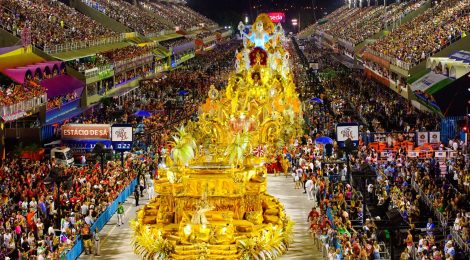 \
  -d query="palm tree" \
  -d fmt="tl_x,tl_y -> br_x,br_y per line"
170,126 -> 197,166
225,132 -> 251,166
